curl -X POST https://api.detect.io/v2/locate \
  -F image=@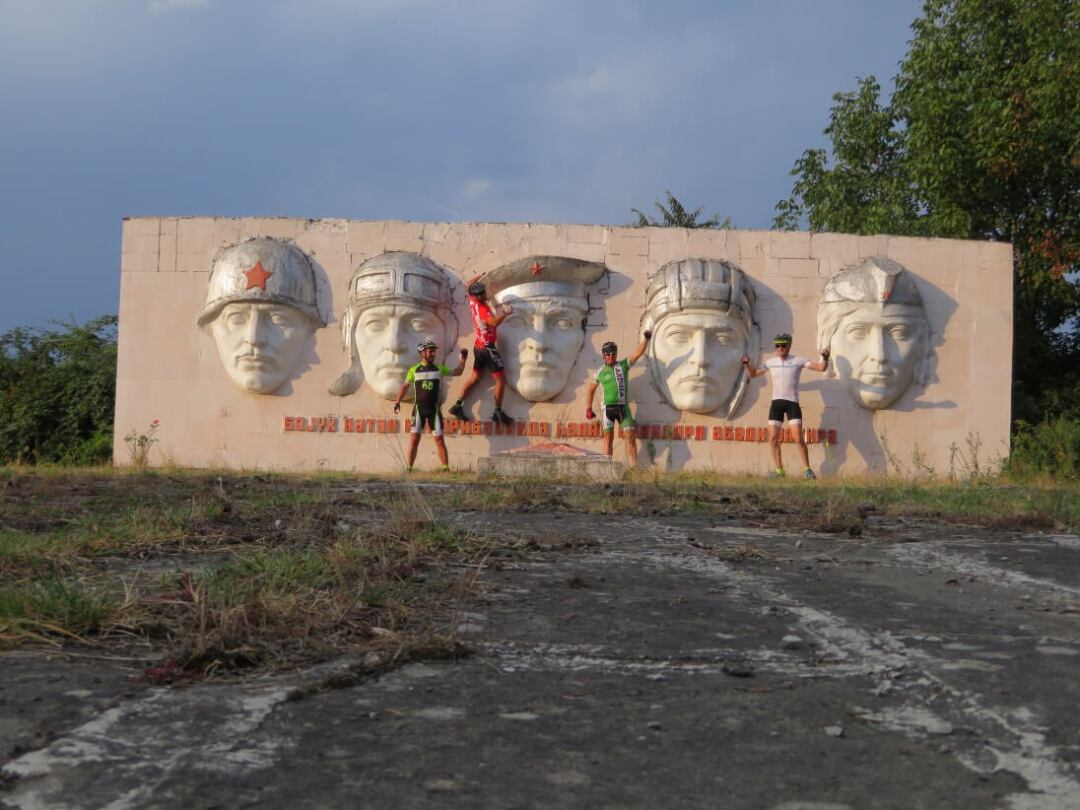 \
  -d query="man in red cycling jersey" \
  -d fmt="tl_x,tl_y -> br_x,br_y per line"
448,276 -> 514,424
